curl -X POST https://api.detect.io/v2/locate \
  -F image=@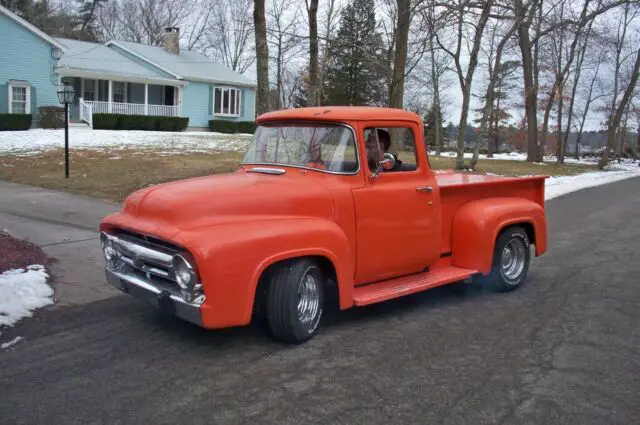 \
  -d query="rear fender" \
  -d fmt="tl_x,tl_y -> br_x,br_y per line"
450,198 -> 547,274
